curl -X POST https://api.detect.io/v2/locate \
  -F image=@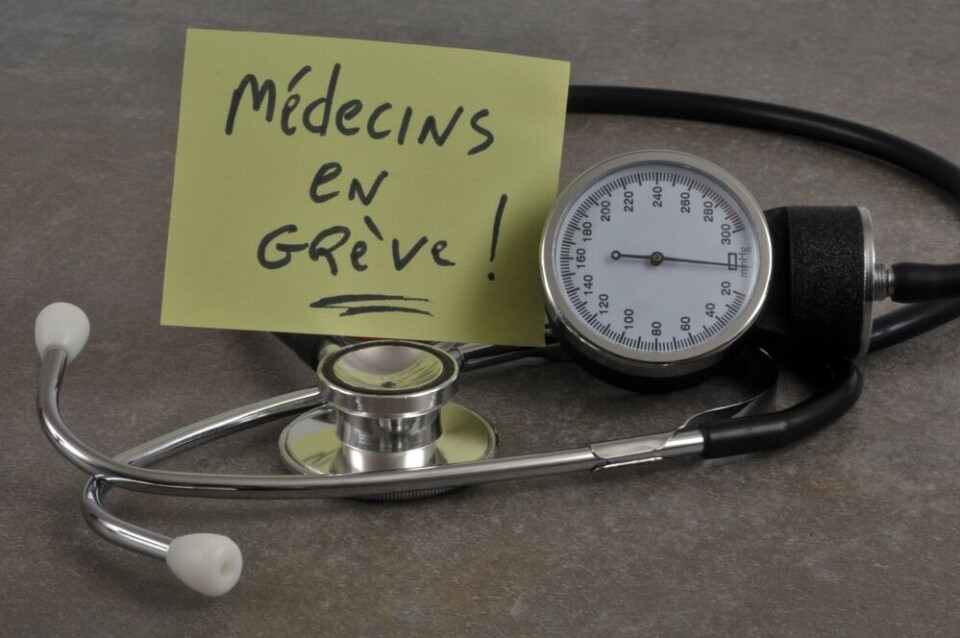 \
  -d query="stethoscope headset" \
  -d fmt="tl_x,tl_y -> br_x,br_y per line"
35,85 -> 960,596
